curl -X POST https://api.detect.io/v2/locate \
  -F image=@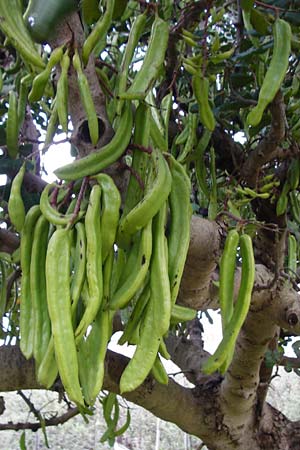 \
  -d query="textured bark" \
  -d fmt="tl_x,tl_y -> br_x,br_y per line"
1,219 -> 299,450
178,216 -> 221,310
241,91 -> 287,187
1,340 -> 300,450
0,229 -> 19,254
